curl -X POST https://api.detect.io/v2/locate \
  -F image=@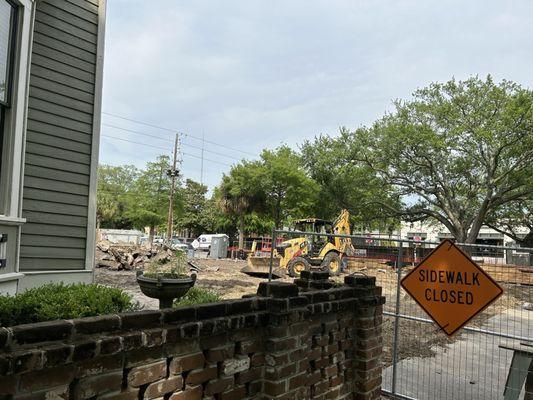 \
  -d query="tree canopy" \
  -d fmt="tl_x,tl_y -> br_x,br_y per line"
304,76 -> 533,242
97,76 -> 533,246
